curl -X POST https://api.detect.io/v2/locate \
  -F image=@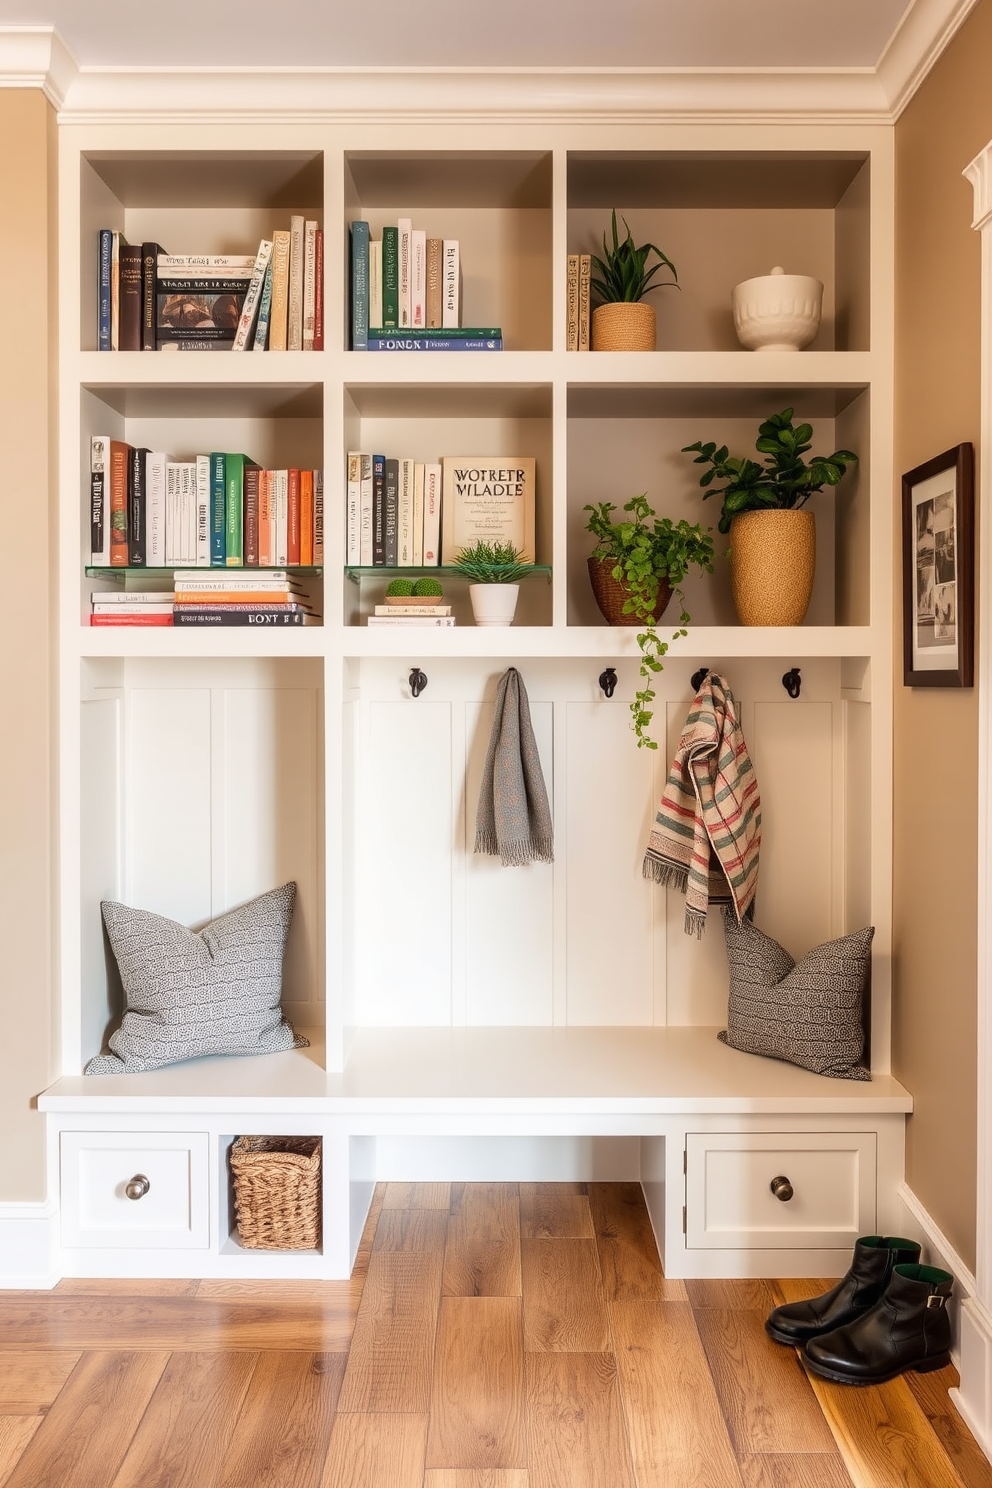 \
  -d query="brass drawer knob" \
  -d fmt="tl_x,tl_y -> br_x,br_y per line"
125,1174 -> 150,1201
770,1175 -> 794,1202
